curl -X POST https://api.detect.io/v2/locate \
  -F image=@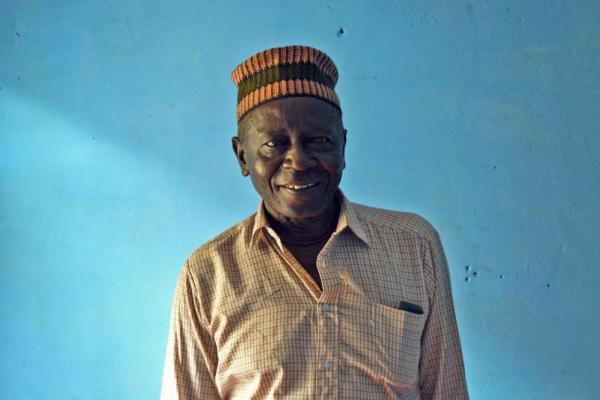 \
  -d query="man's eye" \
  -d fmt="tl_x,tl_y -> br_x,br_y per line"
311,137 -> 332,144
265,140 -> 280,148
